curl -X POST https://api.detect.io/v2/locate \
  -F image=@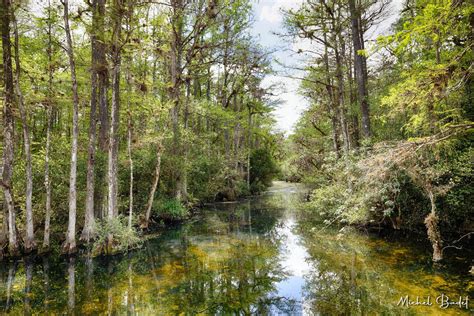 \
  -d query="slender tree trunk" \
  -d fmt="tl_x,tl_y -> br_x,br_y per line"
334,36 -> 351,154
62,0 -> 79,254
13,7 -> 36,253
107,0 -> 123,250
1,0 -> 19,256
43,0 -> 53,250
323,31 -> 340,158
43,104 -> 52,249
97,0 -> 109,152
170,0 -> 184,201
247,111 -> 252,189
181,78 -> 191,200
349,0 -> 371,138
95,0 -> 108,221
81,0 -> 100,242
126,61 -> 134,229
144,142 -> 162,227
